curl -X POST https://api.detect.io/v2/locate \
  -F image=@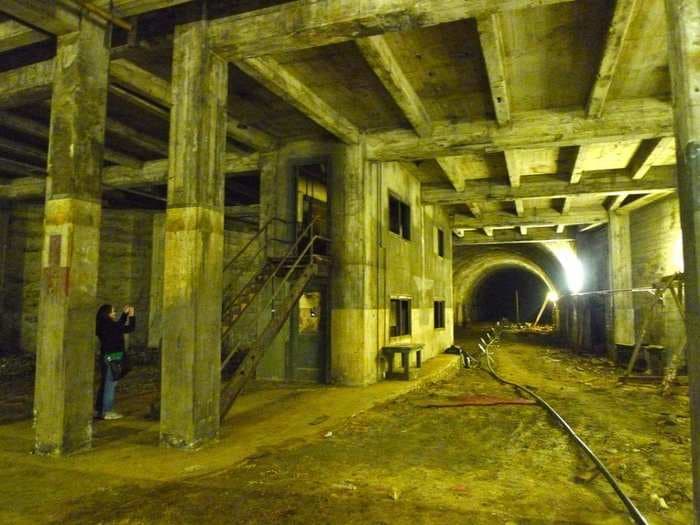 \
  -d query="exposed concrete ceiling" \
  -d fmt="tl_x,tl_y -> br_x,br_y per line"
0,0 -> 677,238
